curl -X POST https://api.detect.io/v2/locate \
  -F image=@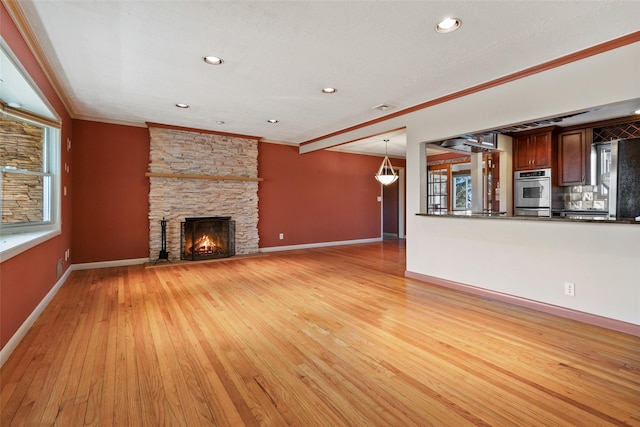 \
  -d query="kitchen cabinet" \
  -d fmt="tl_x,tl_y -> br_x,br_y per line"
557,129 -> 591,186
513,130 -> 553,171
